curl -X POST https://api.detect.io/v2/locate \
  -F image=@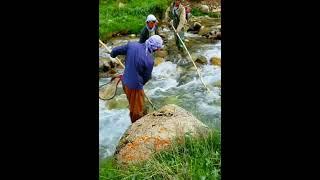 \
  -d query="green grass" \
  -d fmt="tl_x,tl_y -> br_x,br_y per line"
99,0 -> 171,41
191,7 -> 221,18
99,130 -> 221,180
